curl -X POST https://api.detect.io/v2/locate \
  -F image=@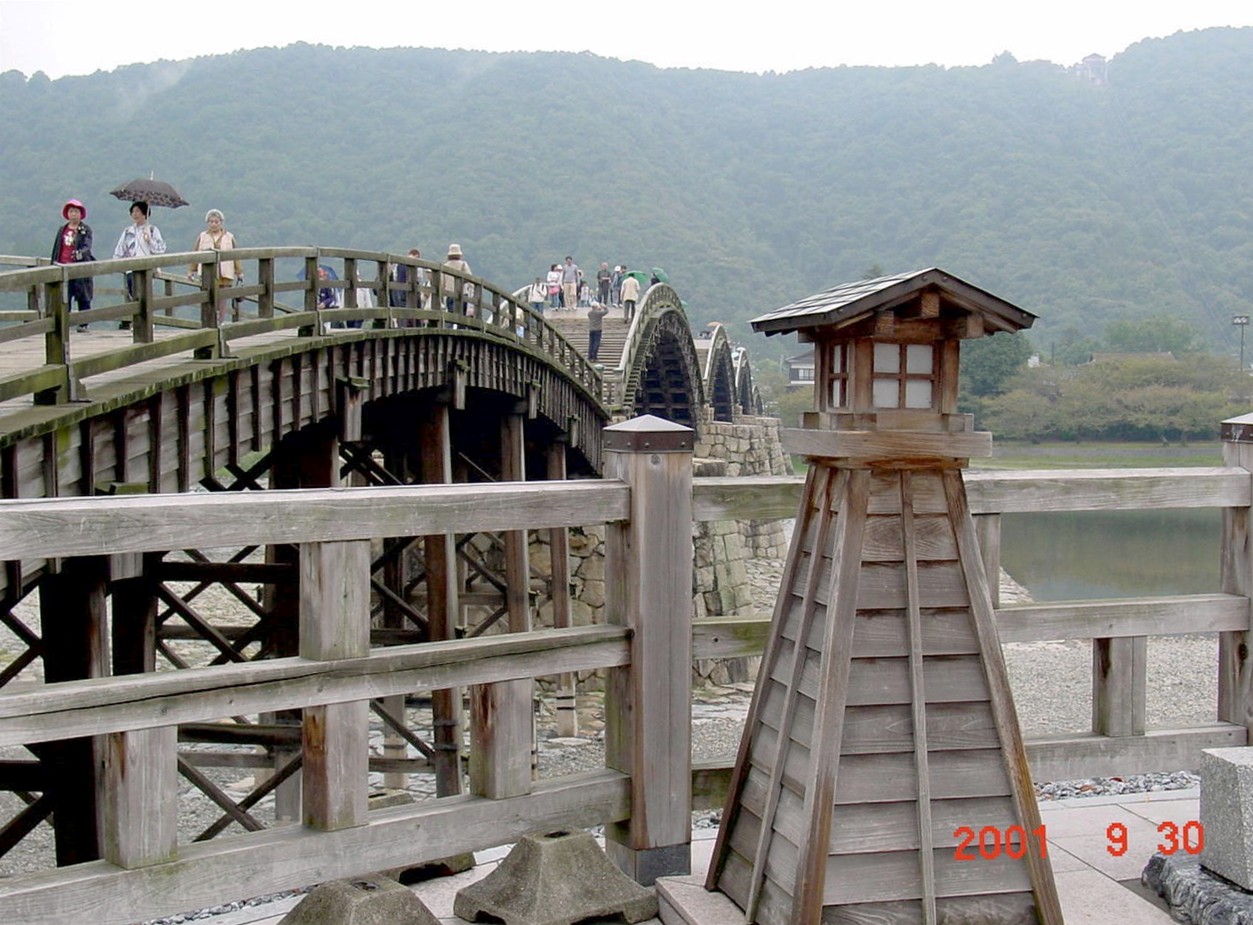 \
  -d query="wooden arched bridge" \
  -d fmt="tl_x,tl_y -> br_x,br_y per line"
0,246 -> 765,885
